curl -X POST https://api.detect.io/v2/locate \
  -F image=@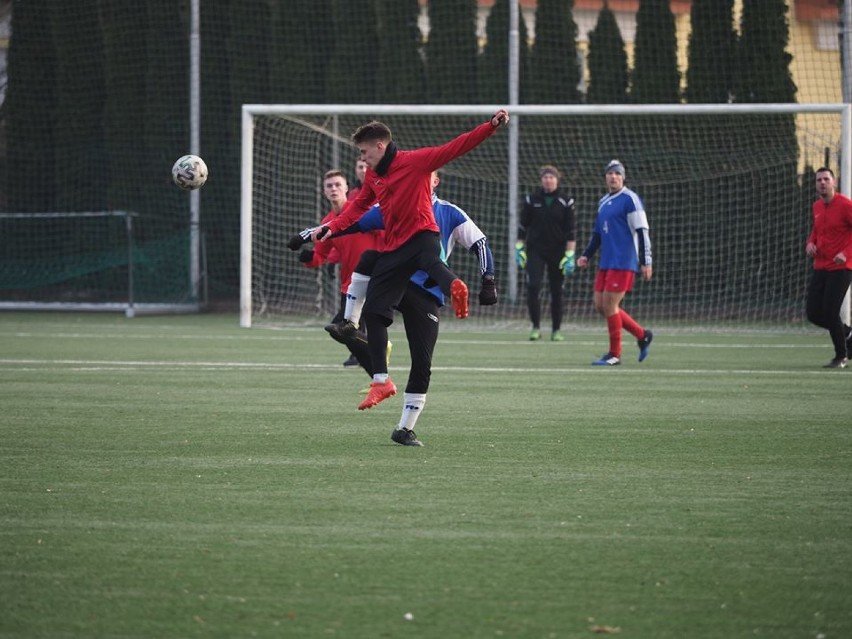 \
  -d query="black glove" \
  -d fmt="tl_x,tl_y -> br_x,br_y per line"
316,226 -> 331,240
478,274 -> 497,305
287,226 -> 317,251
298,248 -> 314,263
287,234 -> 307,251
